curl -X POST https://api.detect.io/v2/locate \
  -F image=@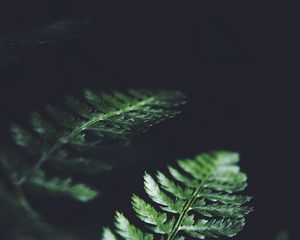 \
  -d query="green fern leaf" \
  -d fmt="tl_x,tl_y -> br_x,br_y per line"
101,151 -> 253,239
29,170 -> 98,202
115,211 -> 153,240
10,90 -> 185,183
1,89 -> 185,223
102,228 -> 117,240
30,111 -> 56,139
11,124 -> 41,154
